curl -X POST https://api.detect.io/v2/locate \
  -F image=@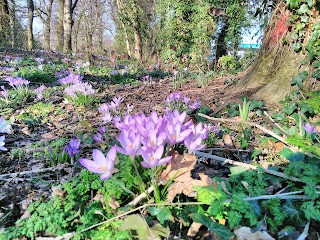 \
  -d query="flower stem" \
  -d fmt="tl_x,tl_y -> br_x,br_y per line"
131,158 -> 147,194
111,176 -> 135,197
152,168 -> 161,203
